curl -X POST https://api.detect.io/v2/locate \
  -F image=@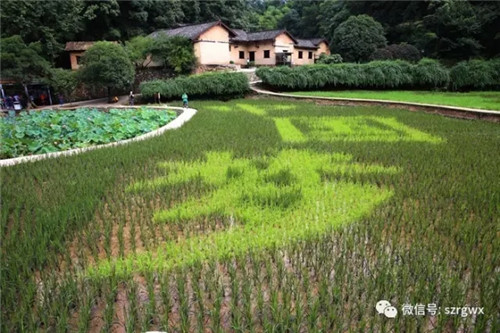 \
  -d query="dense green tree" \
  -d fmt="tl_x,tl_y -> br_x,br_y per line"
258,5 -> 290,30
318,0 -> 499,61
149,35 -> 197,75
46,69 -> 78,102
0,35 -> 51,106
0,0 -> 498,64
333,15 -> 387,62
278,0 -> 323,37
0,0 -> 85,61
125,36 -> 155,69
78,42 -> 135,100
370,43 -> 422,62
